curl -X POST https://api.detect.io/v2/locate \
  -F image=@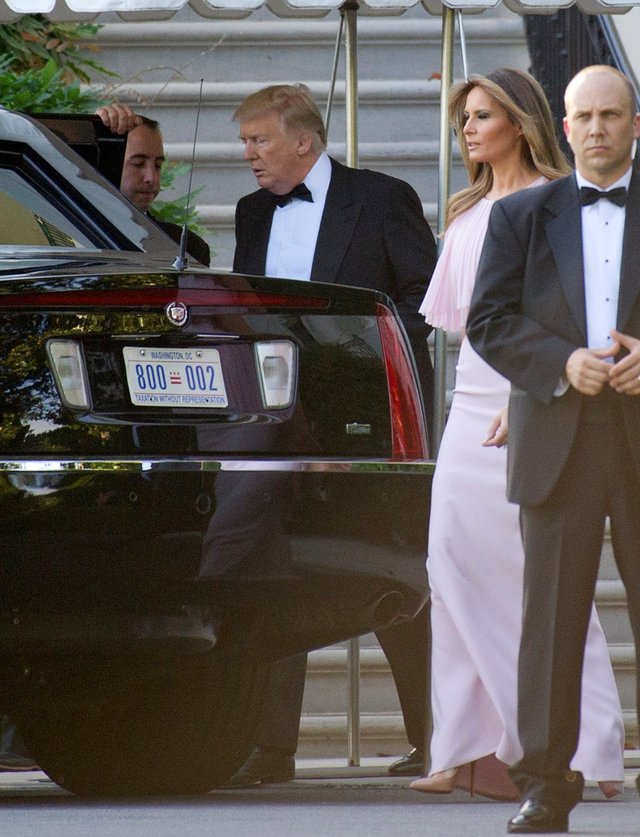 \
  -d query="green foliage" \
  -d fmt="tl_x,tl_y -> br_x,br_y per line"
151,162 -> 208,238
0,57 -> 105,113
0,14 -> 111,112
0,14 -> 114,83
